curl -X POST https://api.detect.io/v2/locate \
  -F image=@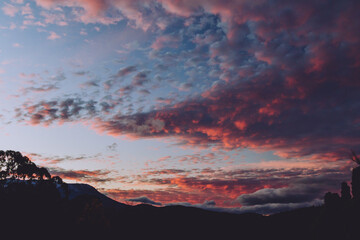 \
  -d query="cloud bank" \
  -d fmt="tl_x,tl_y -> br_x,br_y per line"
14,0 -> 359,161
